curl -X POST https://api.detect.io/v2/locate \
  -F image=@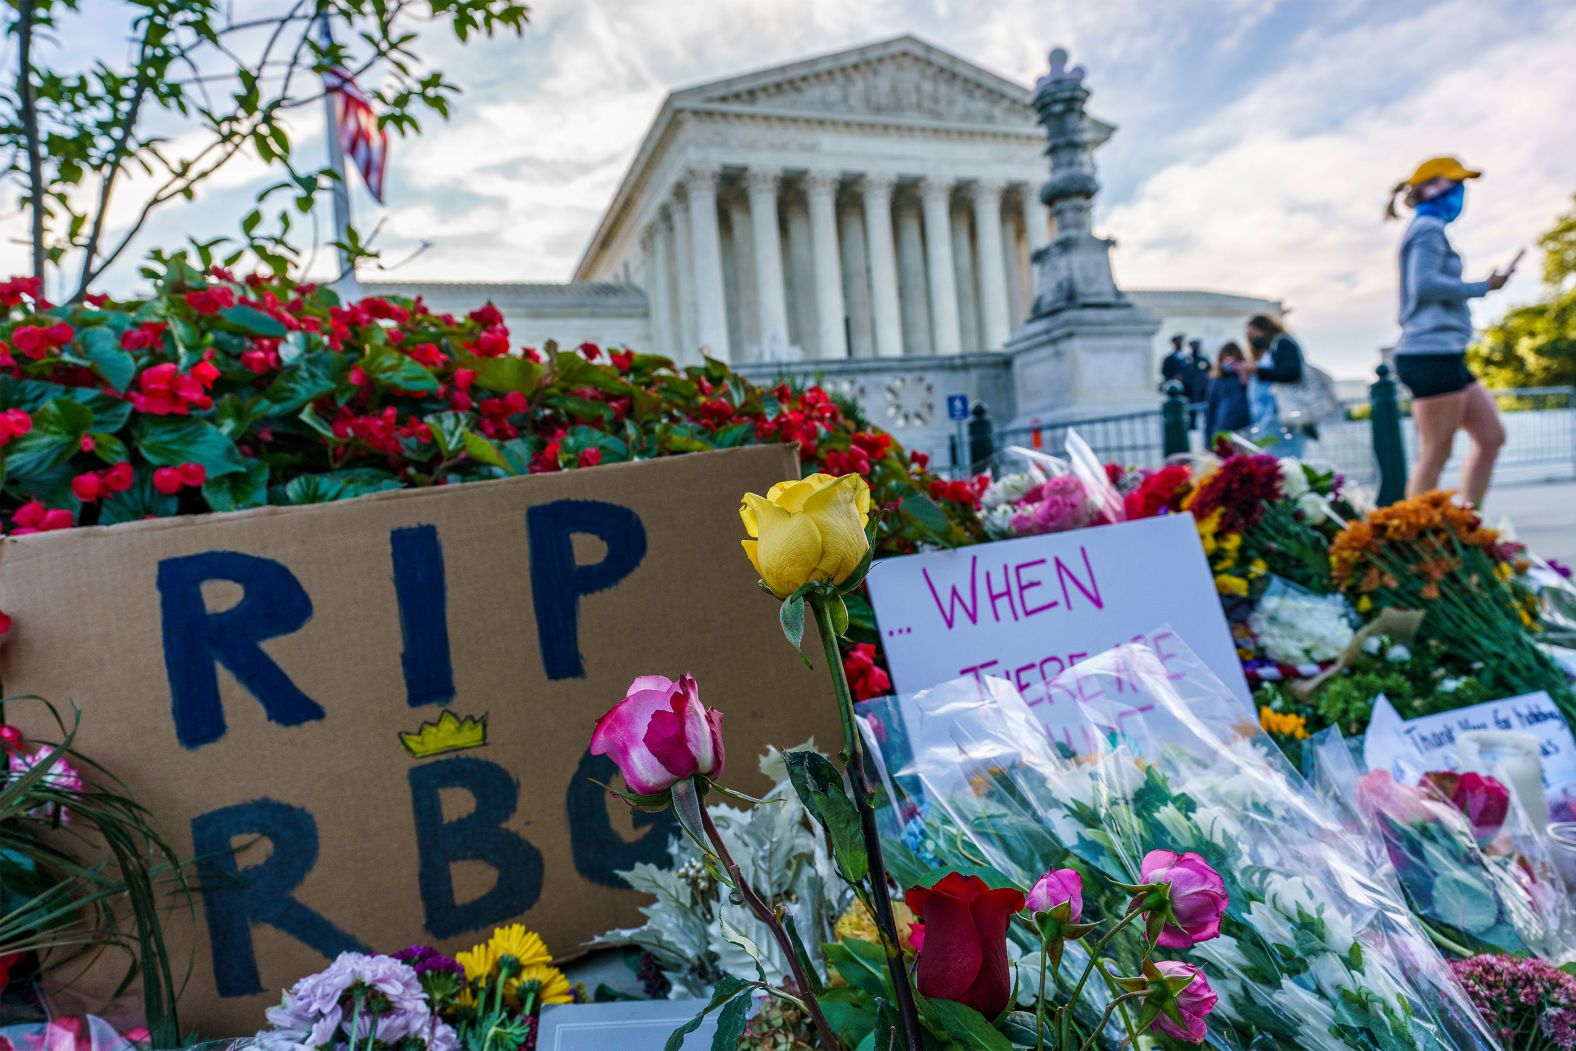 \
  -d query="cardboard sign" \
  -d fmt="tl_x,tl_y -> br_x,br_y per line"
0,445 -> 835,1035
536,1001 -> 720,1049
865,514 -> 1251,705
1364,692 -> 1576,800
